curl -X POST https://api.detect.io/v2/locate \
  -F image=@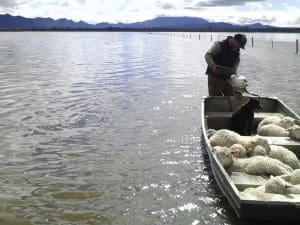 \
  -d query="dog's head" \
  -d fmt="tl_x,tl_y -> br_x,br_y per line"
247,98 -> 263,110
